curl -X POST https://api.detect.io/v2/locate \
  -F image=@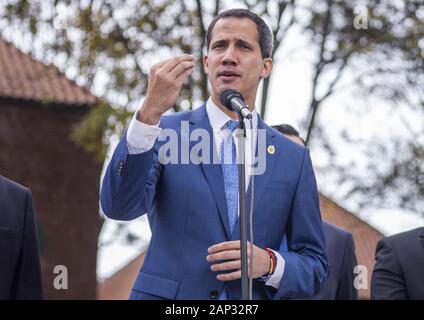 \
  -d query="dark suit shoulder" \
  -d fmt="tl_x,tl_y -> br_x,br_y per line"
381,227 -> 424,247
0,175 -> 30,198
0,176 -> 32,231
322,221 -> 353,240
376,227 -> 424,267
